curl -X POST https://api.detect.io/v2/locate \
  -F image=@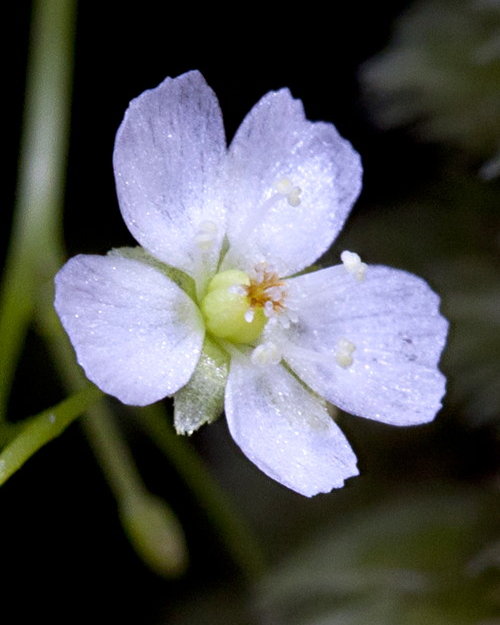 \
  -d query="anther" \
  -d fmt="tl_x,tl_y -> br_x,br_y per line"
275,177 -> 302,207
287,186 -> 302,207
195,221 -> 218,251
275,178 -> 293,194
335,338 -> 356,368
251,342 -> 282,366
341,250 -> 367,281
